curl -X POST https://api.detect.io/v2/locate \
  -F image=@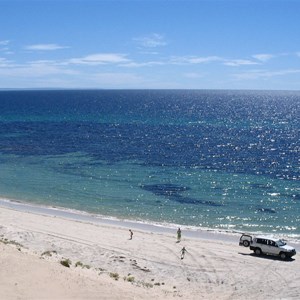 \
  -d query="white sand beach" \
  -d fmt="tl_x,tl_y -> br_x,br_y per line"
1,203 -> 300,300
